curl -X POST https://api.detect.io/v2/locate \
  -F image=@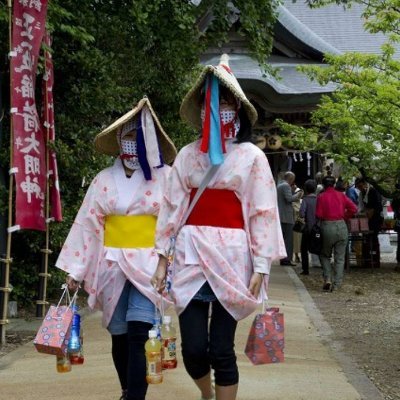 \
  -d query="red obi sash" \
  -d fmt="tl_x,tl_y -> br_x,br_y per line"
186,188 -> 244,229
